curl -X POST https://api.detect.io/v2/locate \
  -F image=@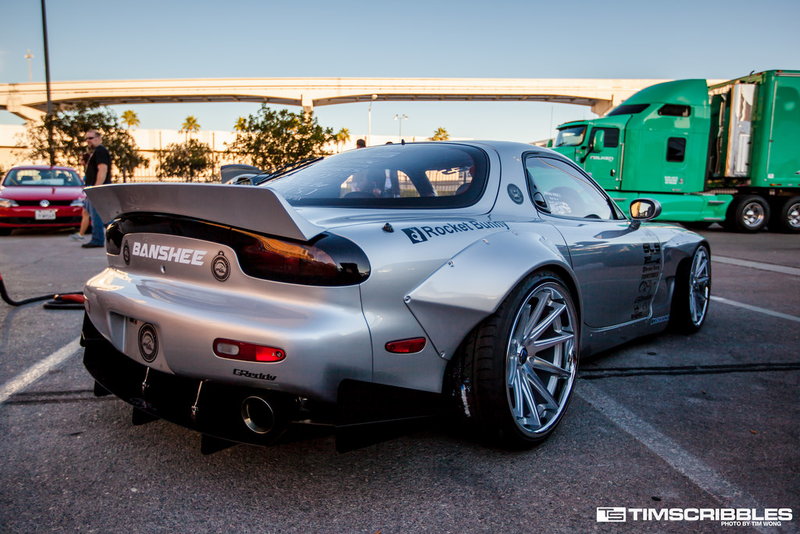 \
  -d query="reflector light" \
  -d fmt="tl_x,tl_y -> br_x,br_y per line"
385,337 -> 427,354
213,338 -> 286,362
